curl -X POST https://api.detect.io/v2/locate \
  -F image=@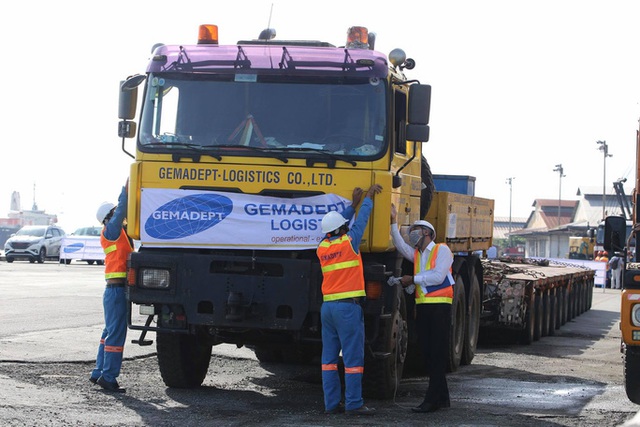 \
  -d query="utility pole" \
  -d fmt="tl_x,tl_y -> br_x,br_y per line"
506,177 -> 515,248
597,140 -> 612,220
